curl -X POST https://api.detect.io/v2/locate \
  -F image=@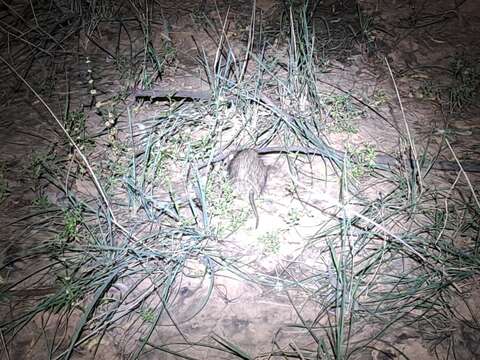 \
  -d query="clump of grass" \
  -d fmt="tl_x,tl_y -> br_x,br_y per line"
205,168 -> 233,215
416,79 -> 440,101
356,4 -> 377,55
286,207 -> 302,226
324,93 -> 362,133
28,148 -> 65,194
205,167 -> 250,235
258,231 -> 281,254
104,144 -> 130,191
447,54 -> 480,112
139,307 -> 157,324
96,101 -> 120,130
30,150 -> 55,182
31,194 -> 51,208
346,143 -> 377,179
416,54 -> 479,112
369,89 -> 390,107
64,110 -> 95,151
58,206 -> 85,242
129,3 -> 176,89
